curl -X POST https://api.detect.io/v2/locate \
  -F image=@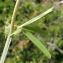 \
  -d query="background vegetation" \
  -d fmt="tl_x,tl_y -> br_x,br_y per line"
0,0 -> 63,63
